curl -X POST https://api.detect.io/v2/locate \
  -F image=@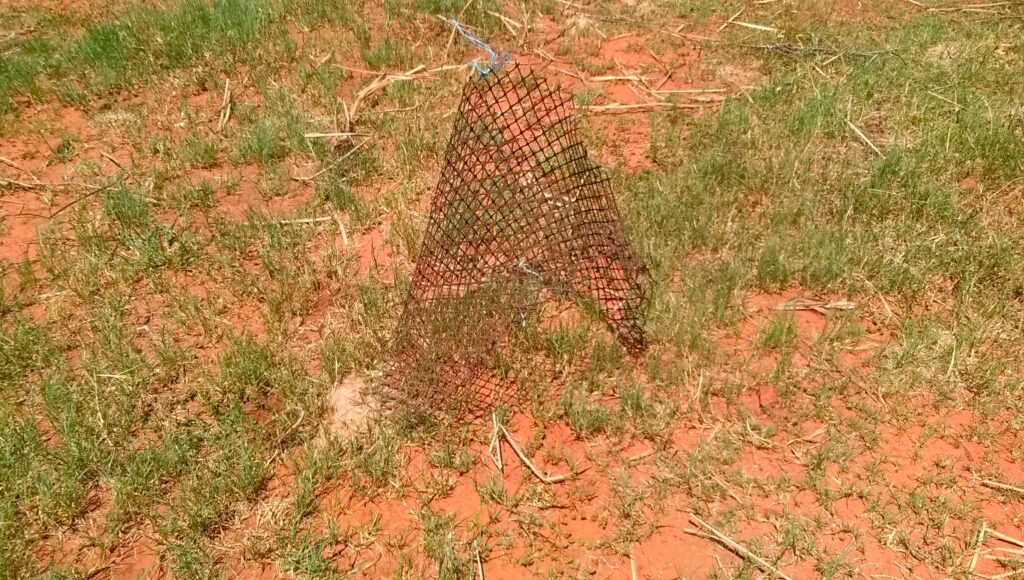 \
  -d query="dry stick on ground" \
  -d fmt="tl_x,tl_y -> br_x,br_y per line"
591,75 -> 649,83
709,472 -> 743,503
497,425 -> 572,484
0,176 -> 38,189
303,132 -> 368,139
733,21 -> 779,32
487,10 -> 522,36
0,154 -> 44,189
972,522 -> 988,574
475,543 -> 485,580
687,514 -> 794,580
548,66 -> 587,81
787,425 -> 827,445
533,48 -> 556,62
982,479 -> 1024,496
345,67 -> 423,129
988,547 -> 1024,556
847,120 -> 884,157
291,139 -> 368,182
928,2 -> 1011,12
100,150 -> 125,172
989,528 -> 1024,549
0,156 -> 27,172
719,8 -> 745,31
275,216 -> 337,225
654,67 -> 677,91
586,102 -> 704,115
989,570 -> 1024,580
218,79 -> 232,131
342,64 -> 458,131
489,414 -> 504,472
624,449 -> 655,463
334,215 -> 348,245
772,298 -> 858,314
653,88 -> 729,95
49,182 -> 117,218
